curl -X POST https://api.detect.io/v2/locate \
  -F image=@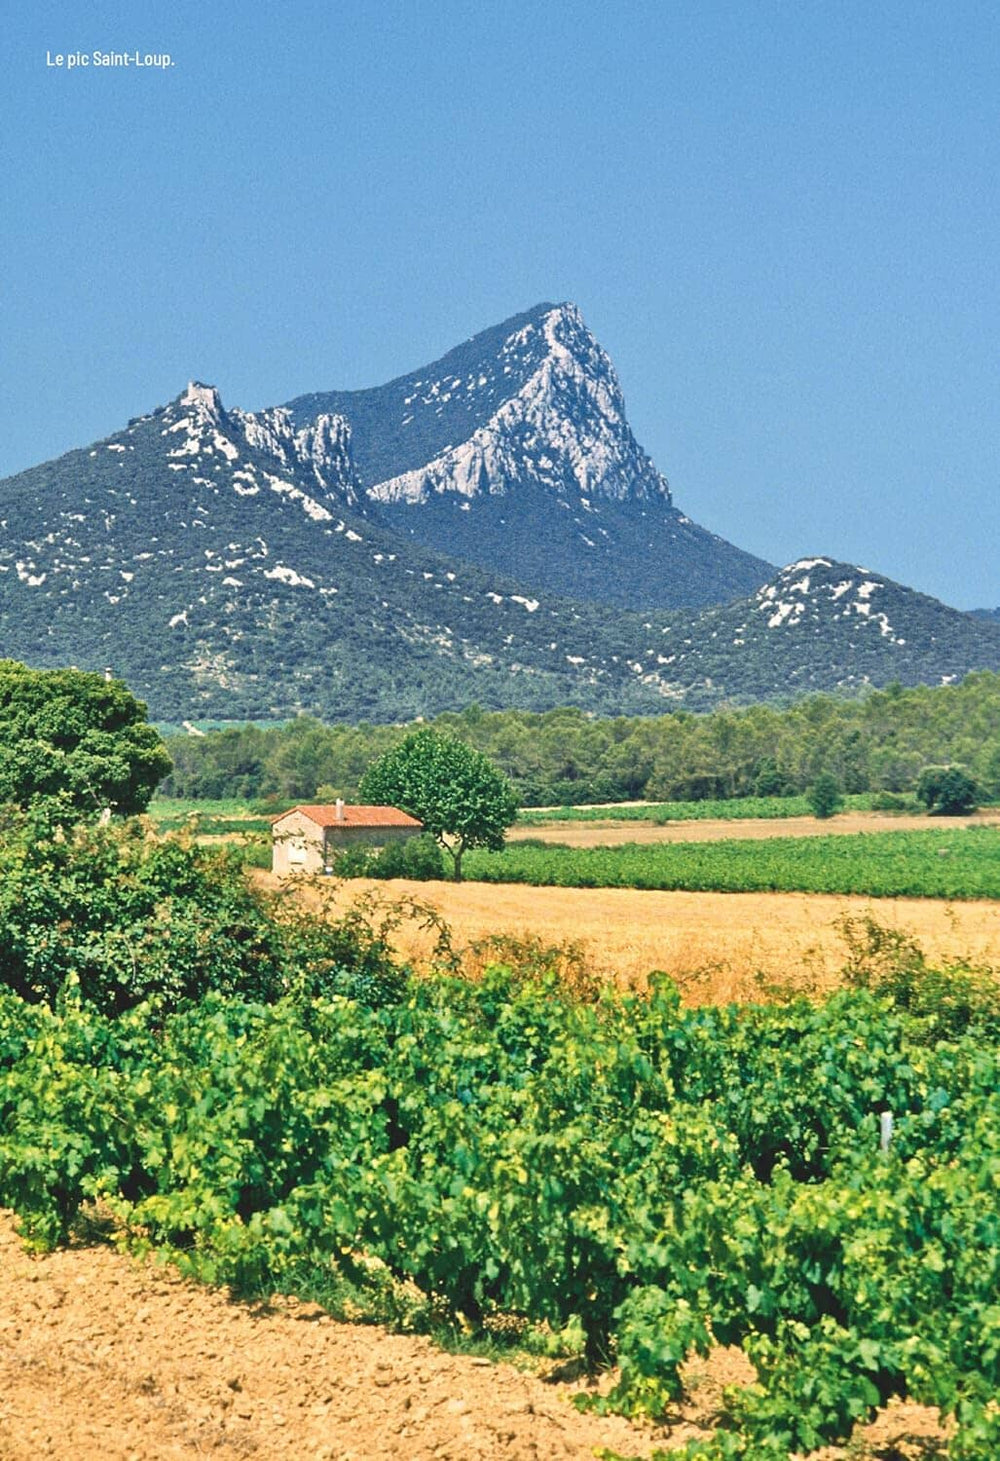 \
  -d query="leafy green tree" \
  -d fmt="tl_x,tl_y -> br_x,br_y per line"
359,729 -> 517,880
916,765 -> 979,816
807,772 -> 844,819
0,661 -> 171,818
753,758 -> 790,797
